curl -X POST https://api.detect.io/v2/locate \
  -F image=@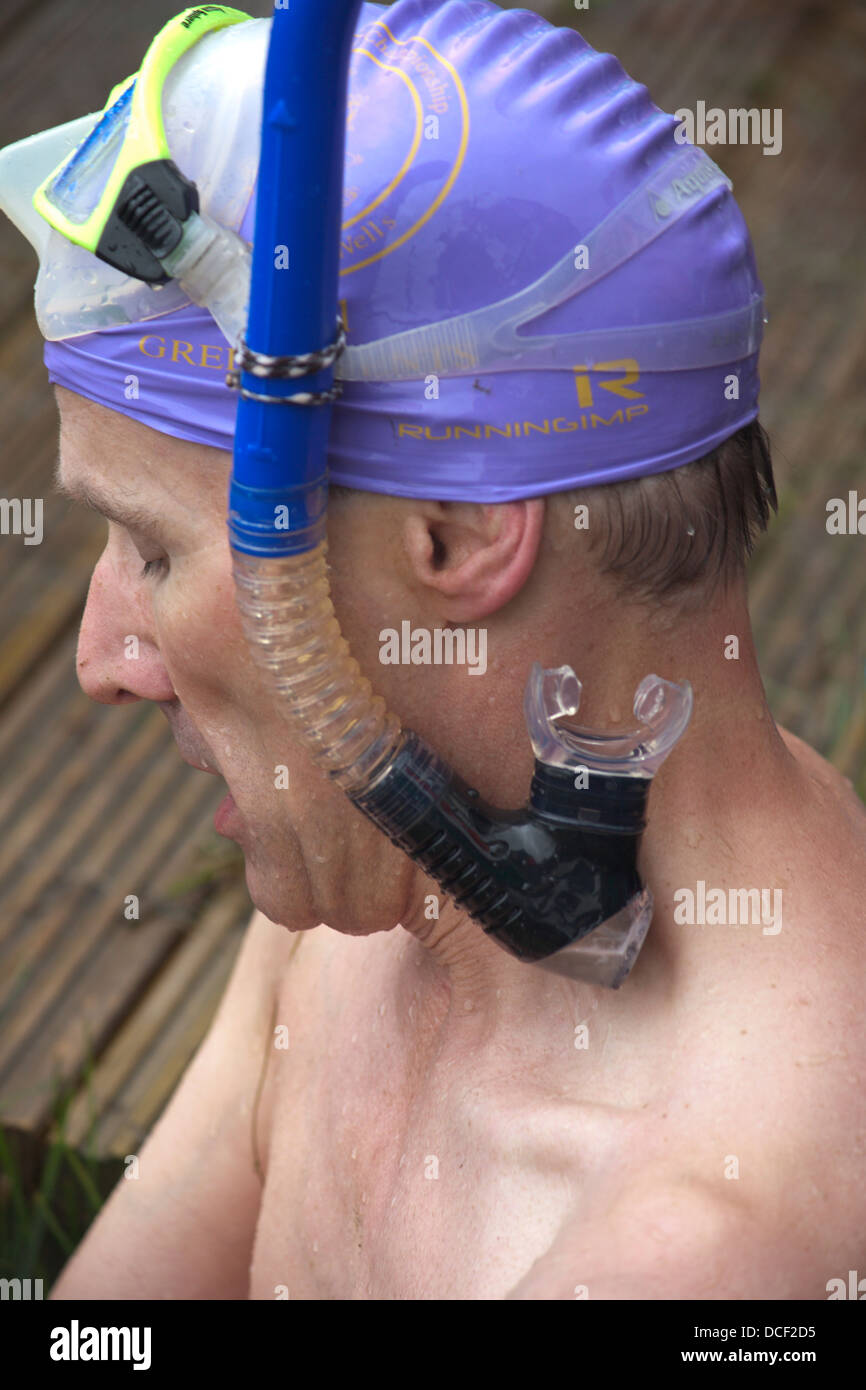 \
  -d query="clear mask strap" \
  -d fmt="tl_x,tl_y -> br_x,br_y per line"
337,145 -> 759,383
